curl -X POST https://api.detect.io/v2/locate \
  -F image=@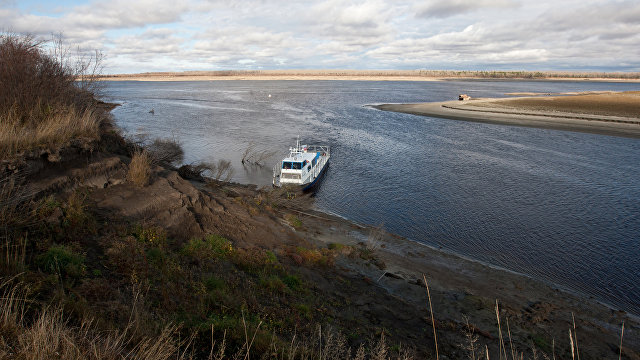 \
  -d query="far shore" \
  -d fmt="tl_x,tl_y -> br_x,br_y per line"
373,91 -> 640,138
97,70 -> 640,82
